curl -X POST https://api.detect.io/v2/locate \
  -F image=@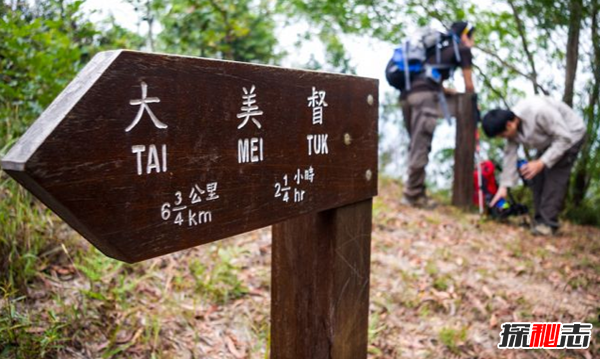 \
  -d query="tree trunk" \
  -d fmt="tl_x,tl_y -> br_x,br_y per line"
571,0 -> 599,206
563,0 -> 583,107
